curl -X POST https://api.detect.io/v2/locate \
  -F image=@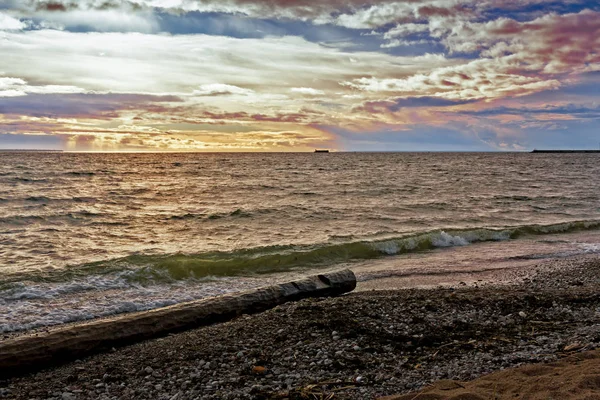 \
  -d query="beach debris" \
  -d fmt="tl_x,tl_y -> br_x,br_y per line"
252,365 -> 267,375
6,258 -> 600,400
563,342 -> 583,352
0,269 -> 357,378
